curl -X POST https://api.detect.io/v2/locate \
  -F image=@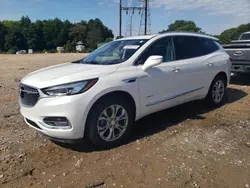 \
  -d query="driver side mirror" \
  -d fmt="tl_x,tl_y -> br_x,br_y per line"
142,55 -> 163,71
